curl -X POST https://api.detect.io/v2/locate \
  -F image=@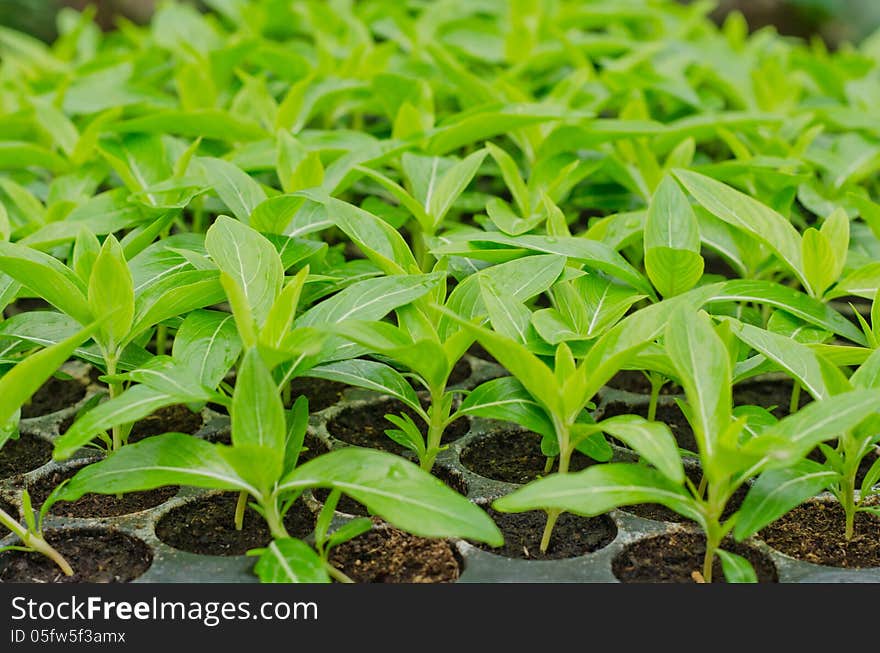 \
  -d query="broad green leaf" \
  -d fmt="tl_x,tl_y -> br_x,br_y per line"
598,415 -> 684,483
716,550 -> 758,583
306,359 -> 421,412
88,236 -> 134,351
493,463 -> 700,523
801,228 -> 837,298
172,310 -> 242,388
112,110 -> 266,141
458,377 -> 555,438
206,216 -> 283,327
486,142 -> 530,216
261,268 -> 308,350
130,270 -> 225,338
0,242 -> 91,324
665,308 -> 731,476
673,169 -> 806,290
279,448 -> 503,545
428,149 -> 487,228
479,277 -> 531,343
578,274 -> 646,339
200,158 -> 268,223
645,176 -> 703,297
251,538 -> 330,584
232,349 -> 285,456
734,461 -> 837,540
57,434 -> 259,498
